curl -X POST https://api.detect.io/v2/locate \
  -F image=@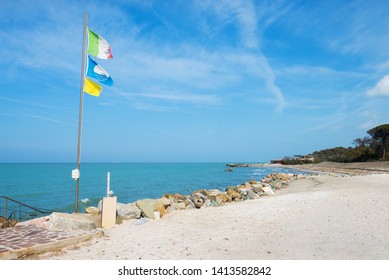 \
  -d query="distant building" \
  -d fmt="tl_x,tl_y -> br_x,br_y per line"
293,154 -> 315,162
